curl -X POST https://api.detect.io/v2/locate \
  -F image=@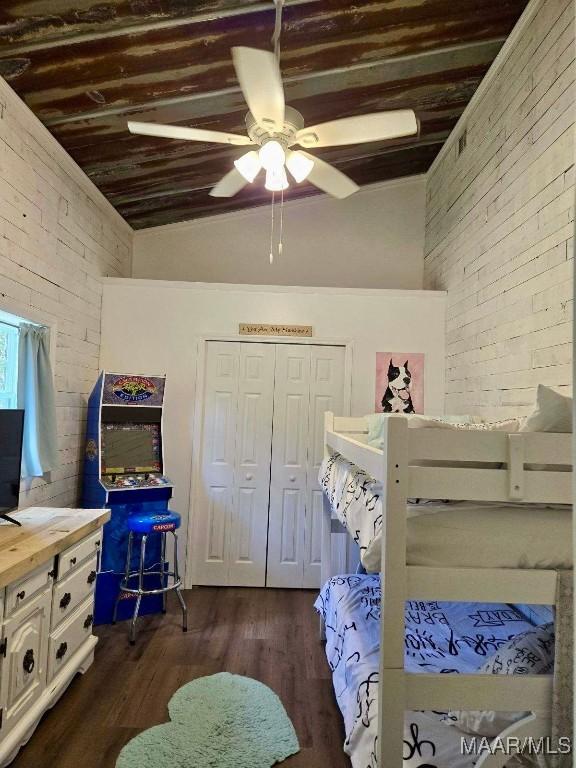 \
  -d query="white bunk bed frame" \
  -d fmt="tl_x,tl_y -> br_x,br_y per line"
321,412 -> 572,768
